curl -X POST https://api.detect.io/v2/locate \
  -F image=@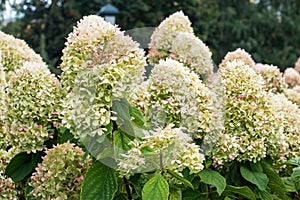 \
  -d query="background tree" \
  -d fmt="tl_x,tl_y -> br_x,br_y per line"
1,0 -> 299,73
